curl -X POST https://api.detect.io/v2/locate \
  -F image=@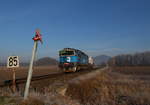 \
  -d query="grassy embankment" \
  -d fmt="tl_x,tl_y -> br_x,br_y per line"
66,67 -> 150,105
